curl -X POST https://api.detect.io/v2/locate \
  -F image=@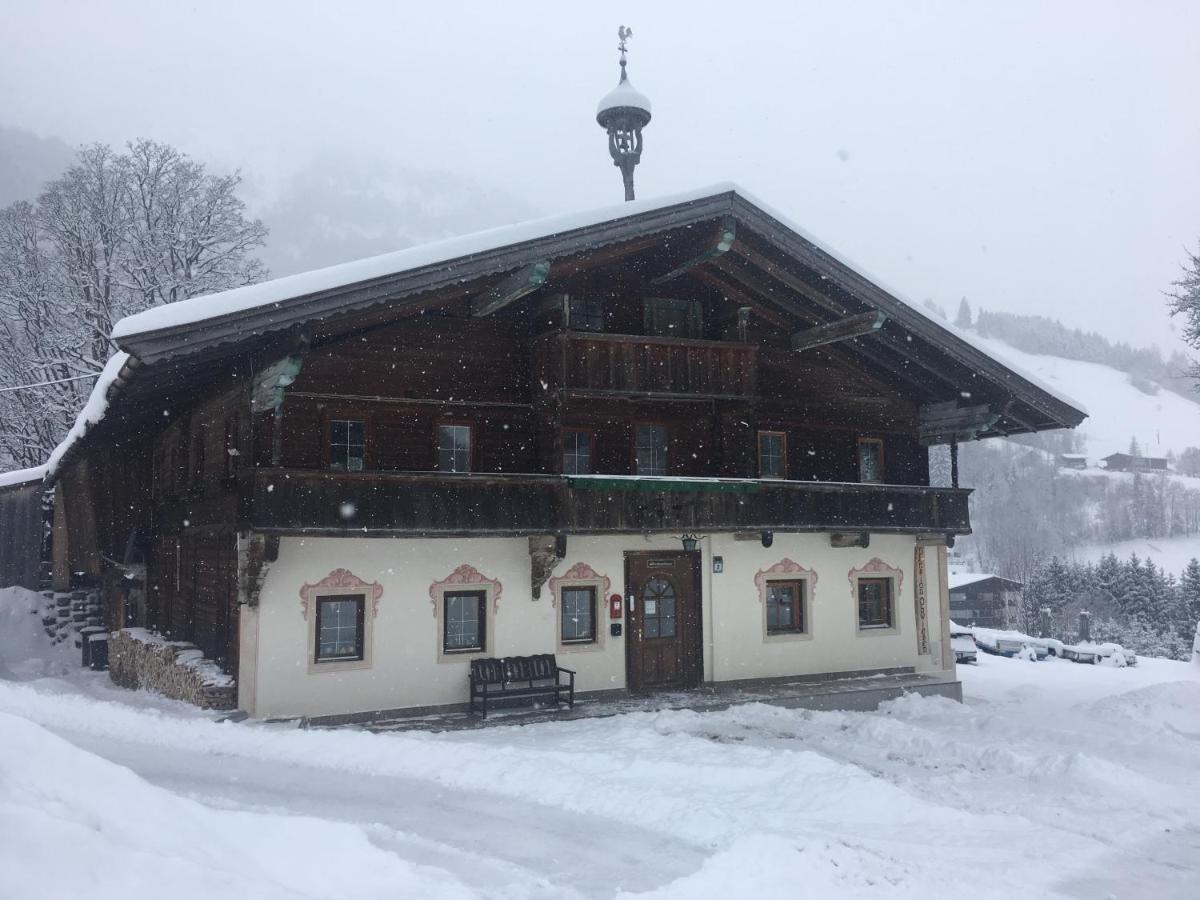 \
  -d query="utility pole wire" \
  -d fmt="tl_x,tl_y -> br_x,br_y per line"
0,371 -> 103,394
